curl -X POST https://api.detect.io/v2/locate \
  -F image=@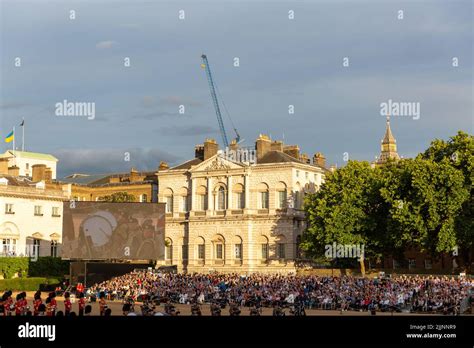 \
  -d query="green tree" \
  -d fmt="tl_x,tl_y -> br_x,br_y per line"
99,191 -> 136,202
380,158 -> 468,255
302,161 -> 386,272
420,131 -> 474,265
